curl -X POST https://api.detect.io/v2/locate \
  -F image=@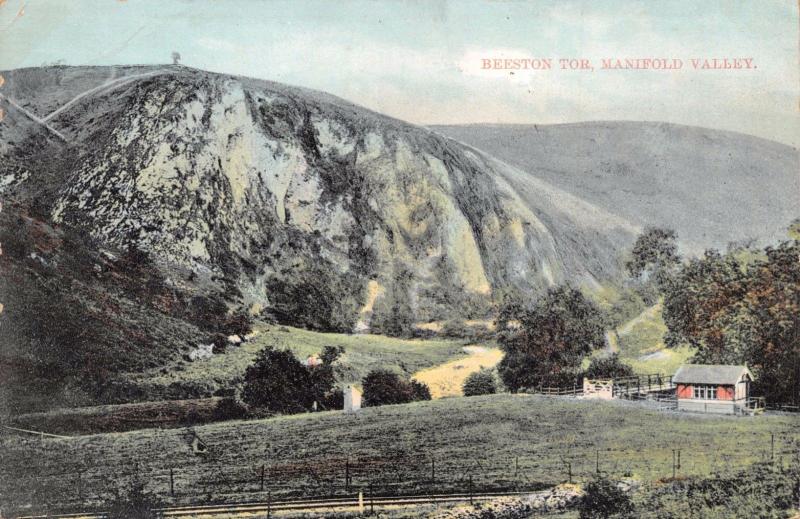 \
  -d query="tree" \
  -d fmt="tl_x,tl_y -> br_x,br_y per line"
625,227 -> 681,292
578,477 -> 634,519
308,345 -> 344,408
584,354 -> 635,380
171,51 -> 181,65
662,241 -> 800,404
242,345 -> 345,414
494,289 -> 524,333
361,369 -> 431,407
242,347 -> 313,414
462,369 -> 497,396
370,260 -> 416,337
788,217 -> 800,240
497,286 -> 606,391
